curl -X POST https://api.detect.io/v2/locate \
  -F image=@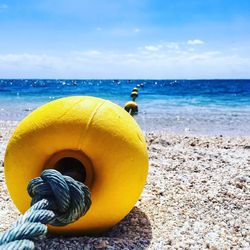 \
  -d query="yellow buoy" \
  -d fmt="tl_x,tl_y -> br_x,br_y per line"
124,101 -> 138,115
130,91 -> 138,99
132,87 -> 138,92
4,96 -> 148,235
